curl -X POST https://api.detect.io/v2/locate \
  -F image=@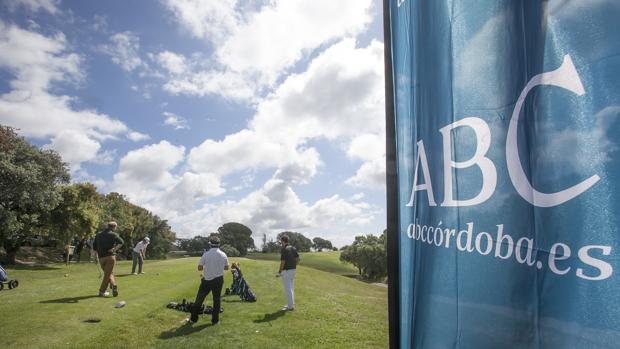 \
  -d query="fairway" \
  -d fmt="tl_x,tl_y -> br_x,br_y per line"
247,251 -> 359,277
0,257 -> 387,349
